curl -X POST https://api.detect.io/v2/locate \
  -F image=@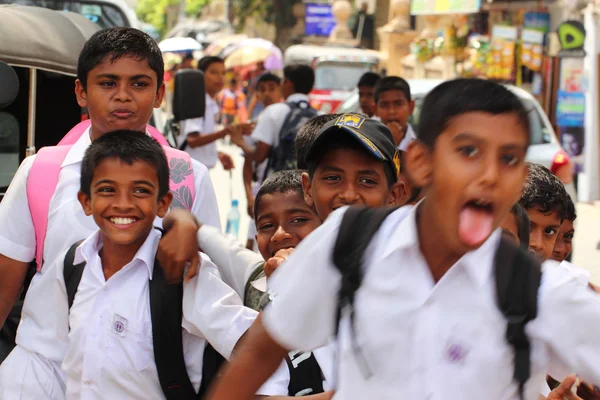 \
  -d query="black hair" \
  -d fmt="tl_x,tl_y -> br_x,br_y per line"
307,135 -> 396,188
77,27 -> 164,91
254,170 -> 306,220
374,76 -> 411,104
257,72 -> 281,87
283,65 -> 315,95
230,78 -> 238,85
520,163 -> 569,221
419,78 -> 531,149
80,130 -> 169,198
358,72 -> 381,88
510,203 -> 531,249
295,113 -> 342,169
564,193 -> 577,221
197,56 -> 224,72
183,52 -> 194,61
